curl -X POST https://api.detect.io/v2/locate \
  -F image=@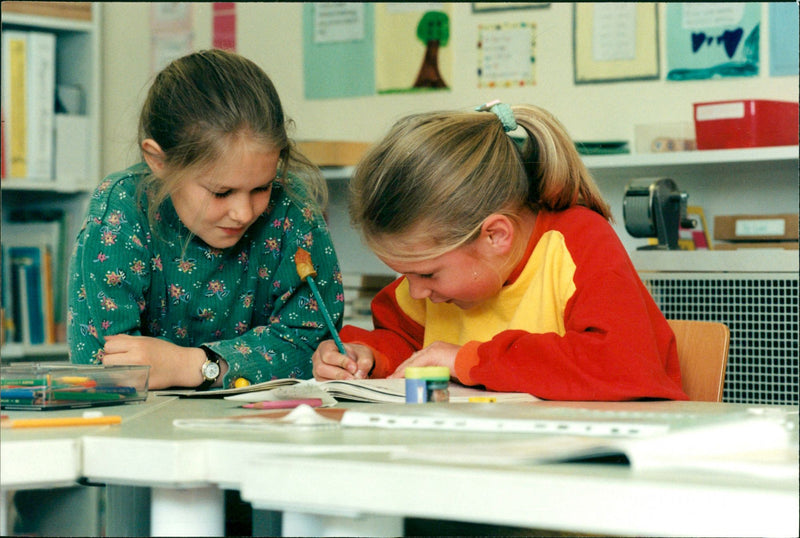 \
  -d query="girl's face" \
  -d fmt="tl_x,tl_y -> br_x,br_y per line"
171,138 -> 280,249
379,241 -> 504,310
